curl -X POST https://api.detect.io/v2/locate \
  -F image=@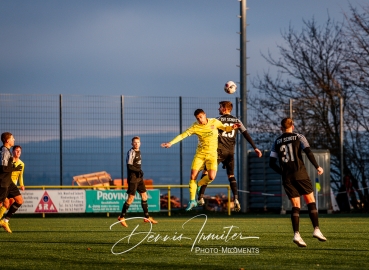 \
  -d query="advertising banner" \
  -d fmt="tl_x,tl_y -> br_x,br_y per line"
18,190 -> 86,213
85,189 -> 160,213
